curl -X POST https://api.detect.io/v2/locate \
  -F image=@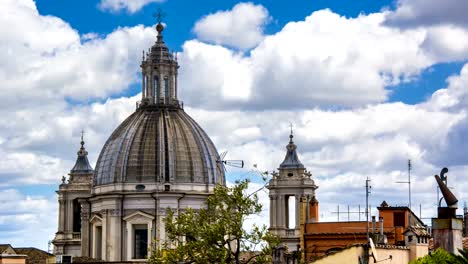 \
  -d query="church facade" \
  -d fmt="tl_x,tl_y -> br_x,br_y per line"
52,22 -> 225,261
